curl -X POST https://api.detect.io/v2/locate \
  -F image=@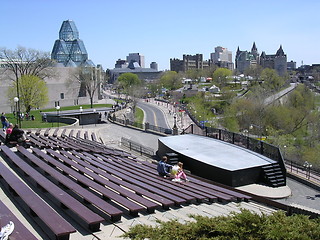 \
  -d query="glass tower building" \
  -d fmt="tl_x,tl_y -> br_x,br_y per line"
51,20 -> 95,67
